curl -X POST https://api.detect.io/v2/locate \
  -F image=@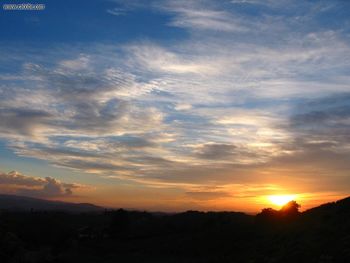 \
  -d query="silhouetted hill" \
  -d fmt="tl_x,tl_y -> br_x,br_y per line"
0,194 -> 103,212
0,196 -> 349,262
303,196 -> 350,216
